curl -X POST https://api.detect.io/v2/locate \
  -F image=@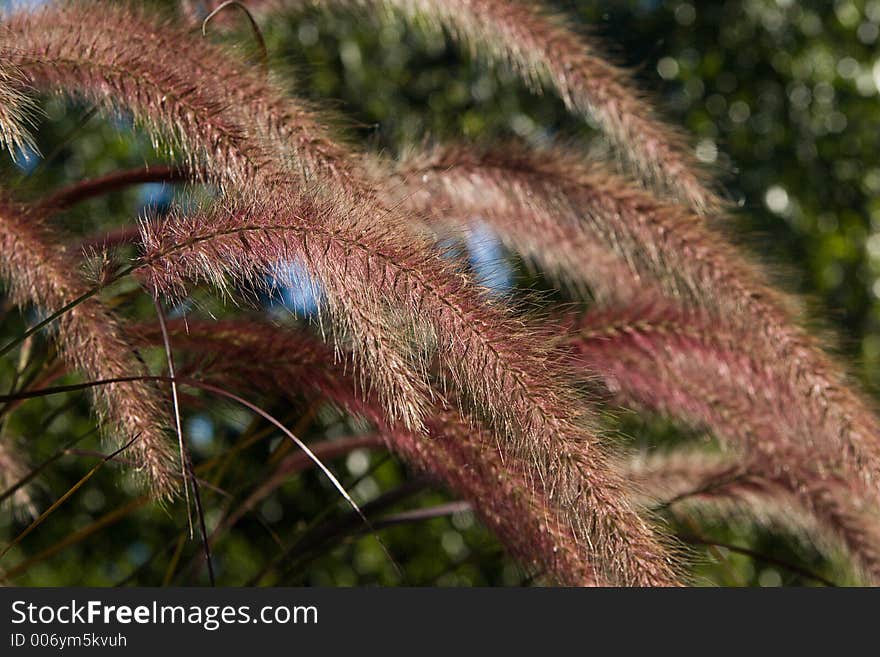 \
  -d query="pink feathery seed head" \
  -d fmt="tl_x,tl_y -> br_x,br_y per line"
0,58 -> 40,158
2,3 -> 284,190
570,302 -> 880,581
417,141 -> 786,314
0,198 -> 178,498
570,302 -> 850,468
129,319 -> 681,586
138,195 -> 435,432
427,141 -> 880,485
64,2 -> 372,192
384,143 -> 664,305
191,0 -> 723,213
